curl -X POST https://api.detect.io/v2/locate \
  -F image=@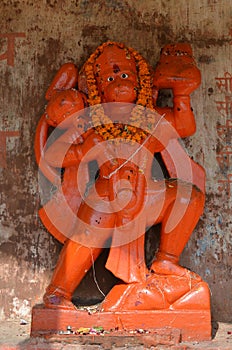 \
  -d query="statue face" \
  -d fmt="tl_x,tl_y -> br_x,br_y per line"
94,45 -> 138,103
